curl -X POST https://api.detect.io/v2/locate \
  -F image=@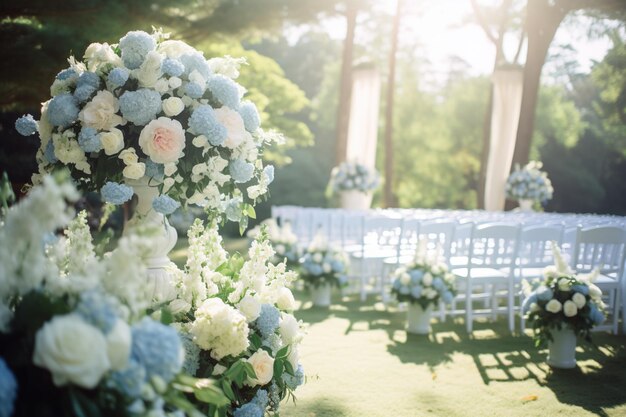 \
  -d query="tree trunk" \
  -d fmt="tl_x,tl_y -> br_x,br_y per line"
383,0 -> 403,208
335,0 -> 358,166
